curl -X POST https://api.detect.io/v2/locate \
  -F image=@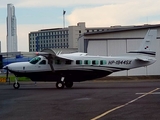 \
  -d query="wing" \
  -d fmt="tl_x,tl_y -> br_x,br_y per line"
36,49 -> 74,72
37,48 -> 74,61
